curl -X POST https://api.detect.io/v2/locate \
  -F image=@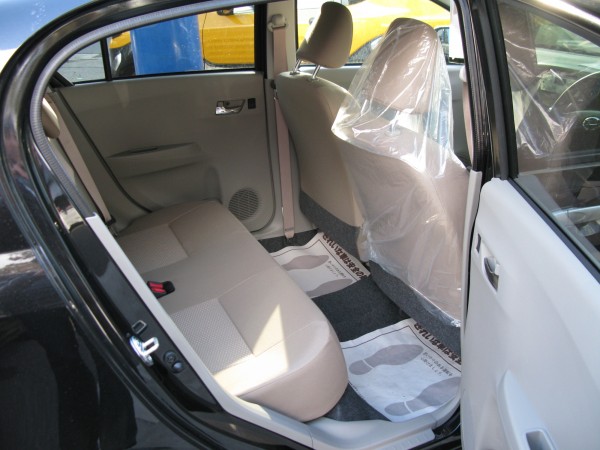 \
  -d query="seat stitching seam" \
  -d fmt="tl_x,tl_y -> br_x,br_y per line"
166,222 -> 189,258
